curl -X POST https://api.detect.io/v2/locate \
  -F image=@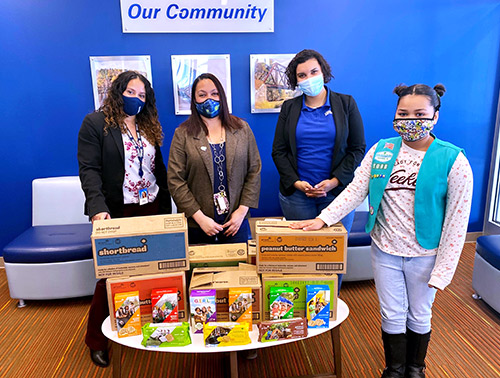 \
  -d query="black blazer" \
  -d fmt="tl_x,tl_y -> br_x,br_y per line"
77,111 -> 171,219
272,90 -> 366,196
